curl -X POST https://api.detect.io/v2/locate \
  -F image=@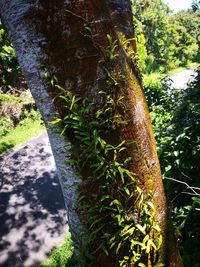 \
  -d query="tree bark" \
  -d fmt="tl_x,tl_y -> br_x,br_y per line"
0,0 -> 183,266
0,0 -> 86,253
